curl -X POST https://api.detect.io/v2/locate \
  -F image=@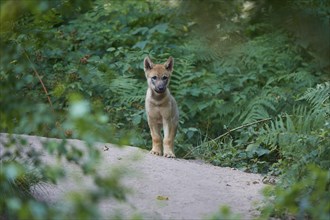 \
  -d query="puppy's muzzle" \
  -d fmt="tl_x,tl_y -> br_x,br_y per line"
155,85 -> 166,93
